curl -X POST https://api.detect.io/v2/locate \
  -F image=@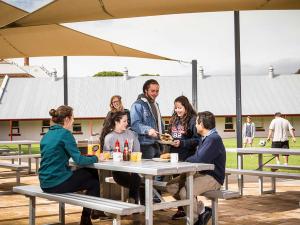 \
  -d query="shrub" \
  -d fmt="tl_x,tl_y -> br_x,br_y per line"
93,71 -> 124,77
